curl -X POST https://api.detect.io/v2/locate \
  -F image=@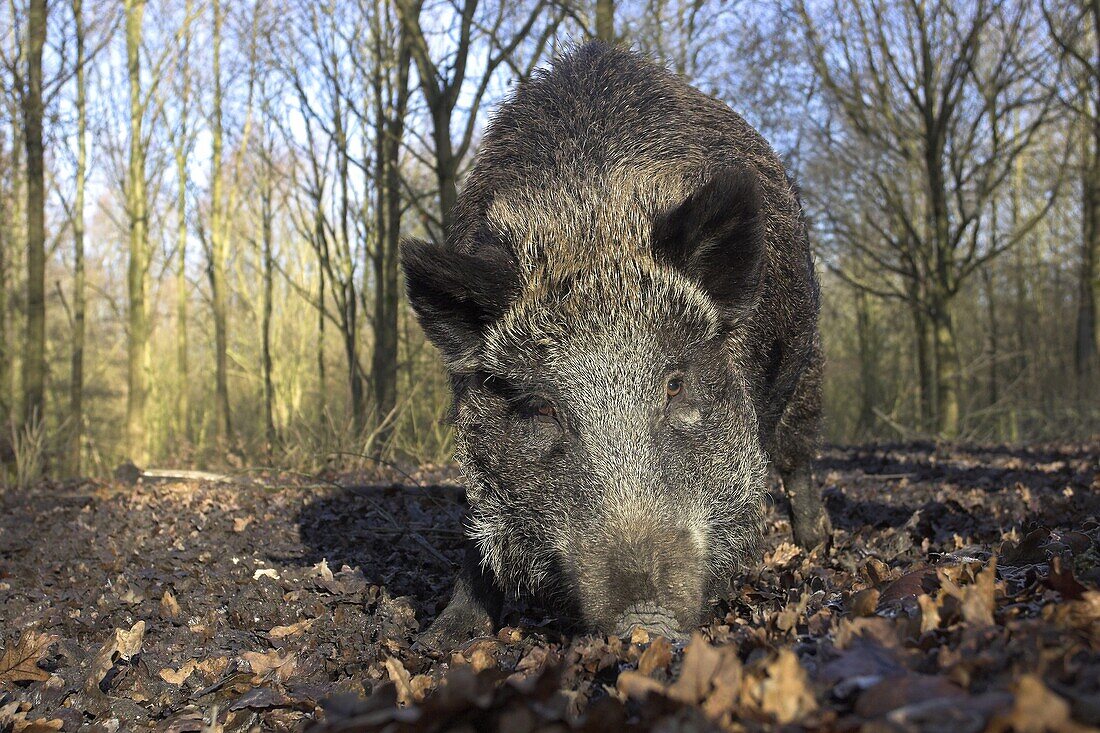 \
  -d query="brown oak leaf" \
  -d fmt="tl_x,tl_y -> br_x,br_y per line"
0,631 -> 55,685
